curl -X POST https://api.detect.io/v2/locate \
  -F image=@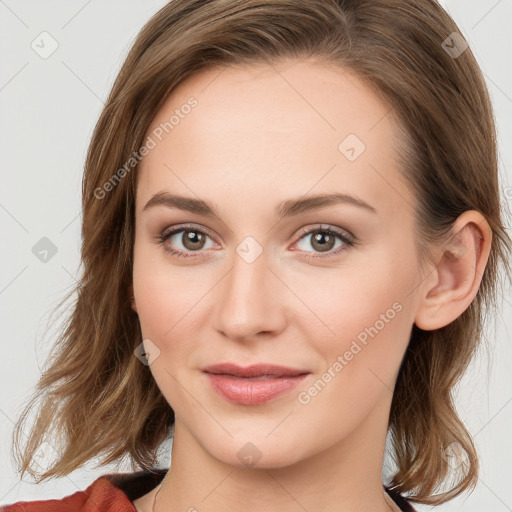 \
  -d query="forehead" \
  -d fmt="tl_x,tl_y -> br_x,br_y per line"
136,60 -> 413,220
